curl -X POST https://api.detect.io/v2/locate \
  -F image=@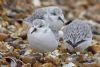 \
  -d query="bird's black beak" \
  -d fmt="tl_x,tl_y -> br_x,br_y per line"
64,20 -> 73,25
31,28 -> 37,34
58,17 -> 64,23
